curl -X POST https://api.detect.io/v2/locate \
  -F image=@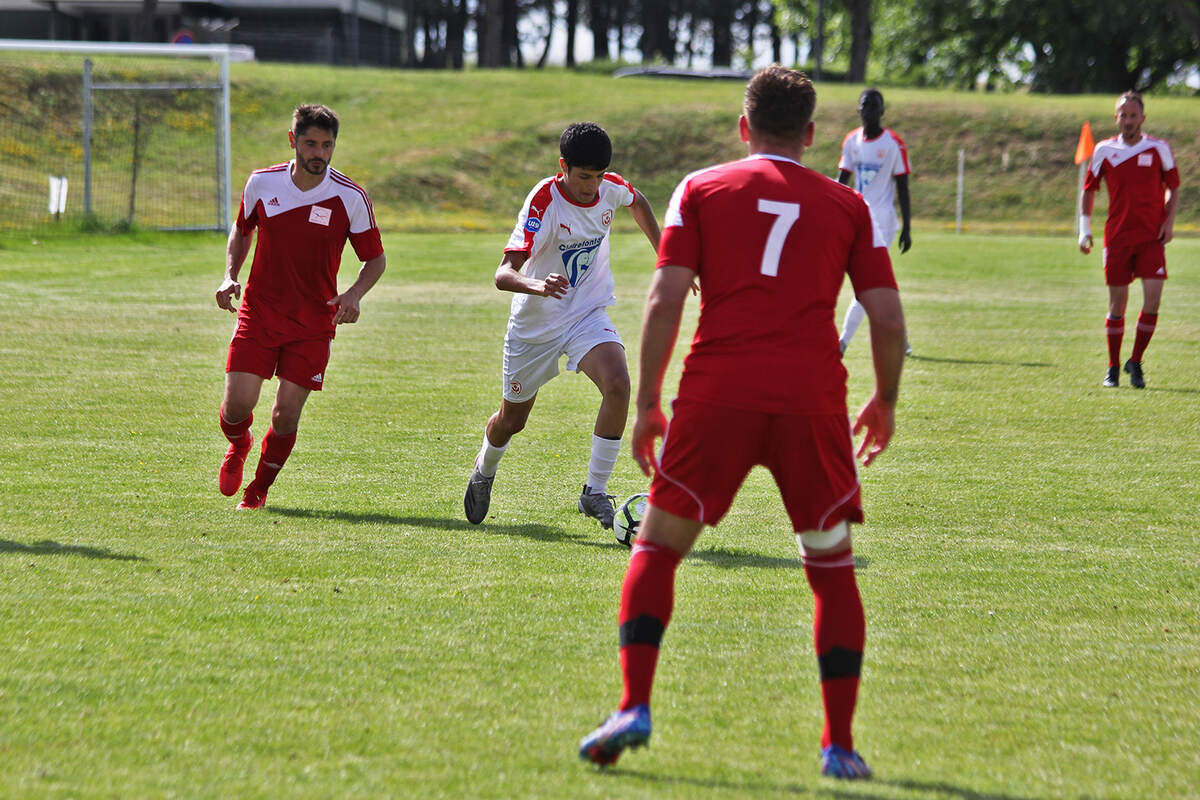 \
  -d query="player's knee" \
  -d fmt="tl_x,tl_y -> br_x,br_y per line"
271,407 -> 301,434
602,371 -> 631,404
220,401 -> 252,425
794,521 -> 850,556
